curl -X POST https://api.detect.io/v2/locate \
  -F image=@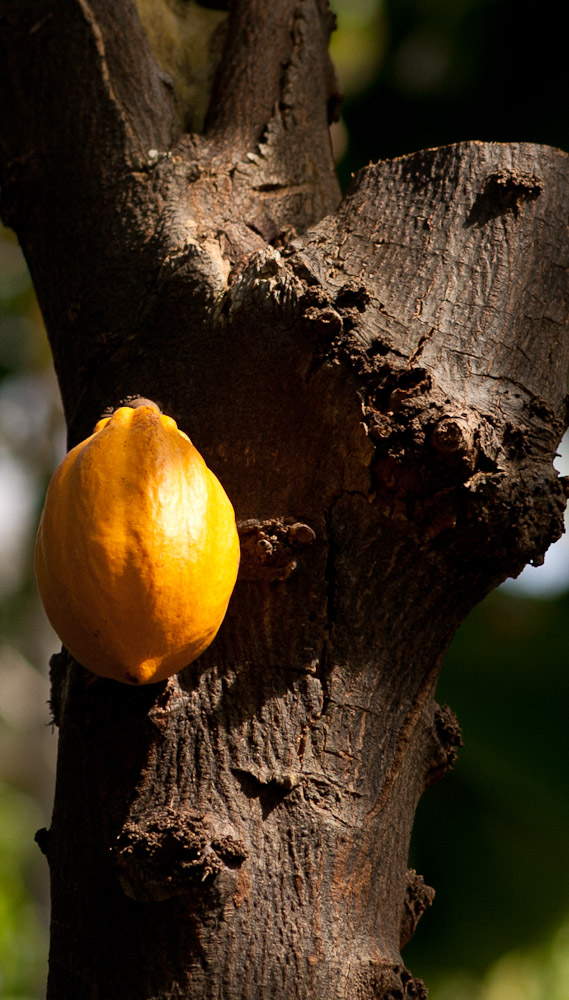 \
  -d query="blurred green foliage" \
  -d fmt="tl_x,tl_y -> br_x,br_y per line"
0,229 -> 60,998
1,1 -> 568,997
406,592 -> 569,996
0,784 -> 47,1000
